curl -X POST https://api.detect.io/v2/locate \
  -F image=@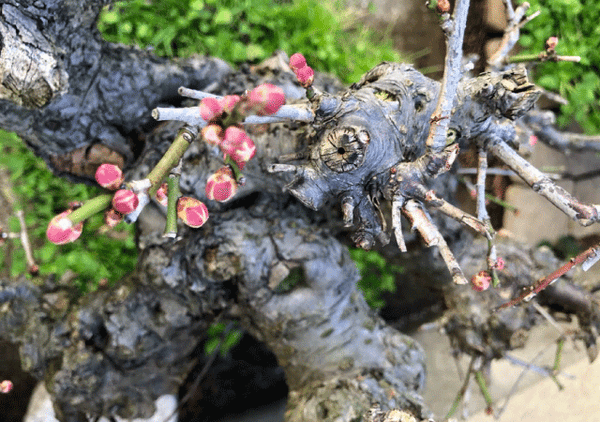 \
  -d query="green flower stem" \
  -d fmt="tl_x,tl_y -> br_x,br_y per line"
508,53 -> 543,63
553,337 -> 565,371
67,194 -> 113,225
225,155 -> 244,183
147,127 -> 195,196
475,370 -> 493,411
163,173 -> 181,238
